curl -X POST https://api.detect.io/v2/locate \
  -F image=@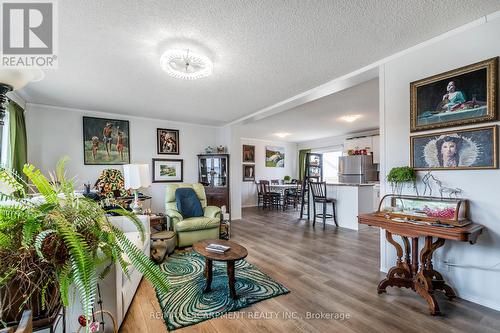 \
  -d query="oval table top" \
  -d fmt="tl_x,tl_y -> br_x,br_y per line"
193,239 -> 248,261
